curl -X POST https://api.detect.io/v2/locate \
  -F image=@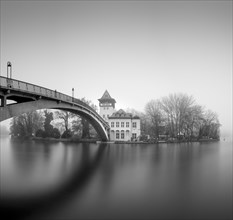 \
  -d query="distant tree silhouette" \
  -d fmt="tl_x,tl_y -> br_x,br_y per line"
71,116 -> 82,138
54,110 -> 75,133
35,128 -> 44,138
52,127 -> 61,139
80,98 -> 98,139
61,129 -> 72,139
145,100 -> 163,139
43,110 -> 54,137
10,111 -> 44,138
144,93 -> 220,140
